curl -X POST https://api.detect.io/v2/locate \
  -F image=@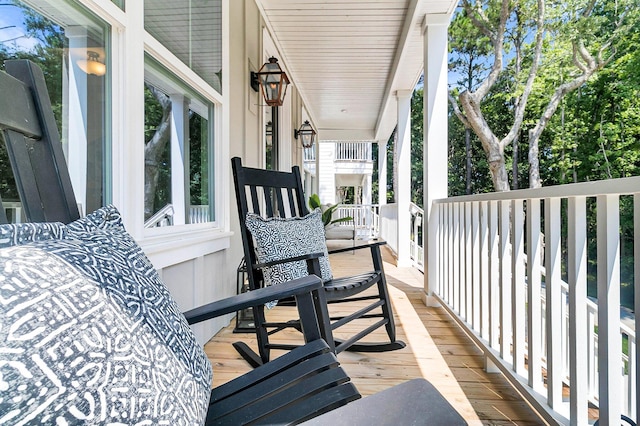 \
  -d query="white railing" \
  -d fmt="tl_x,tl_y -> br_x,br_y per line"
431,177 -> 640,425
334,204 -> 379,239
303,146 -> 315,162
144,204 -> 210,228
335,142 -> 372,162
379,203 -> 398,254
3,201 -> 23,223
539,281 -> 637,416
409,202 -> 424,272
189,205 -> 210,224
